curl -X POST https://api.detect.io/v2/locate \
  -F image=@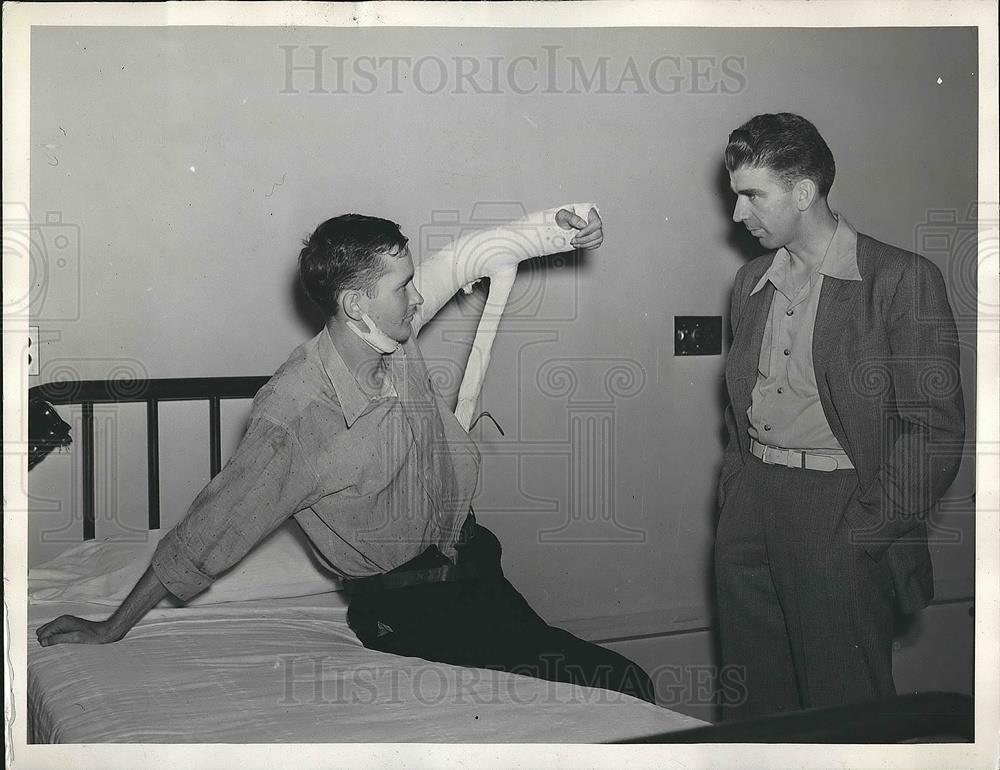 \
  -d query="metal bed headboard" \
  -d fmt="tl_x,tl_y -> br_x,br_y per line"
29,376 -> 270,540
